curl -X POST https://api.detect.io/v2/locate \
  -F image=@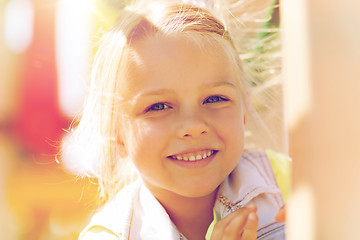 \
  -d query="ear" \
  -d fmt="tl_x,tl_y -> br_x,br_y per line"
117,136 -> 128,158
243,110 -> 247,125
